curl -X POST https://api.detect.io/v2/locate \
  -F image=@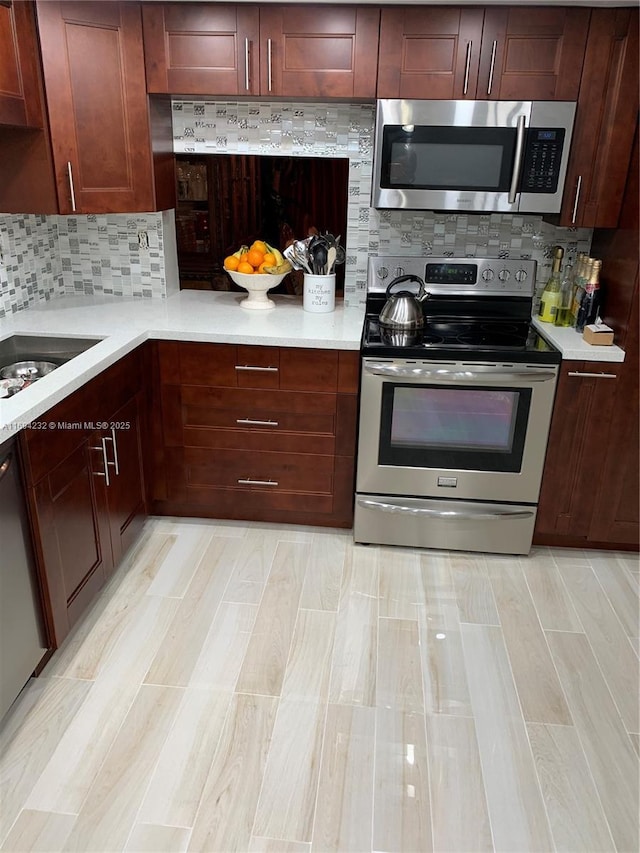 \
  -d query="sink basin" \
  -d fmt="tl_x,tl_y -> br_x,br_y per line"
0,335 -> 102,395
0,334 -> 102,367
